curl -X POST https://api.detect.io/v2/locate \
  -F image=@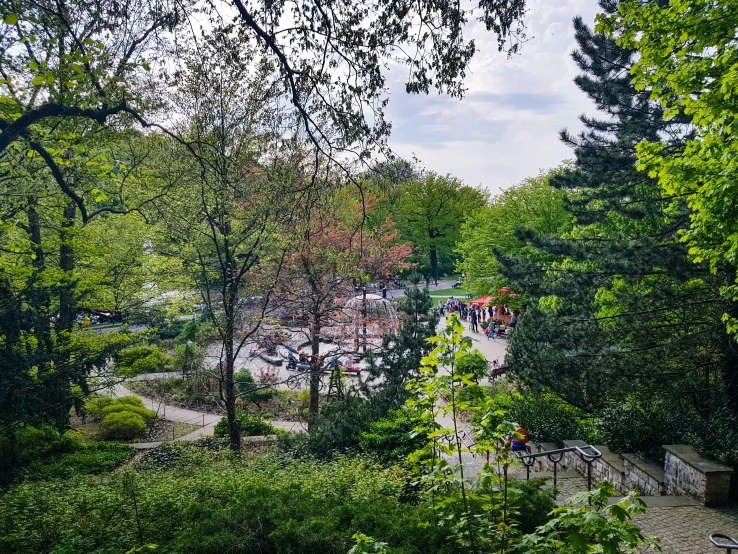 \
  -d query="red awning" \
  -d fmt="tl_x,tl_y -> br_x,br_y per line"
469,295 -> 494,306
